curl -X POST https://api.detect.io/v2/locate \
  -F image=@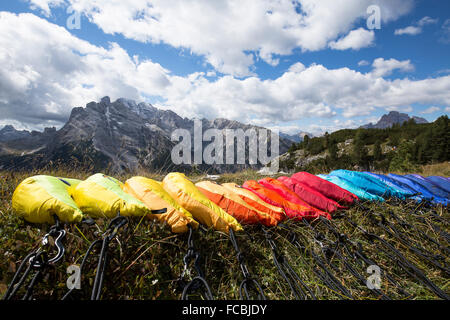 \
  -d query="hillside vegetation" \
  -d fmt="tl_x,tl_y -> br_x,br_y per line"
280,115 -> 449,174
0,166 -> 448,300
